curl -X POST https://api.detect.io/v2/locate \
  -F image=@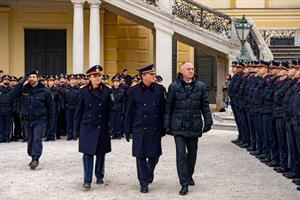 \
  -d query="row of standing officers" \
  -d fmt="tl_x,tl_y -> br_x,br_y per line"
228,59 -> 300,191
